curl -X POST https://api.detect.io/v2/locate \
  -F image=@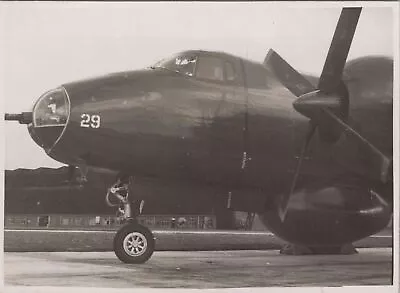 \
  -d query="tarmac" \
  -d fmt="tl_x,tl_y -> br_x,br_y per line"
4,248 -> 393,288
3,229 -> 394,289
